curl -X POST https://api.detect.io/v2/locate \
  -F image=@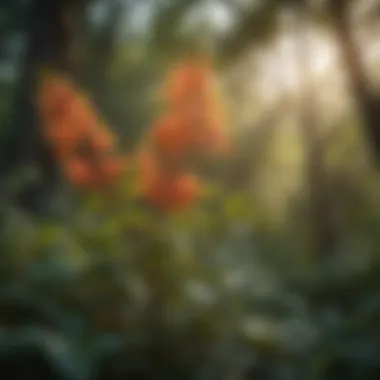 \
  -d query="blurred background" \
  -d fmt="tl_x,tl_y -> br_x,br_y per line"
1,0 -> 380,379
